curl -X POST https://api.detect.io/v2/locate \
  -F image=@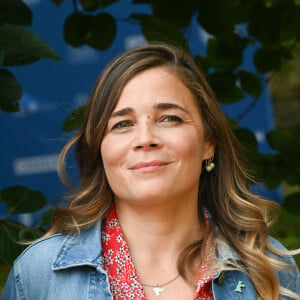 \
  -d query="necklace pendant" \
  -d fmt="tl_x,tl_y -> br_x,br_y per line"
153,285 -> 164,296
